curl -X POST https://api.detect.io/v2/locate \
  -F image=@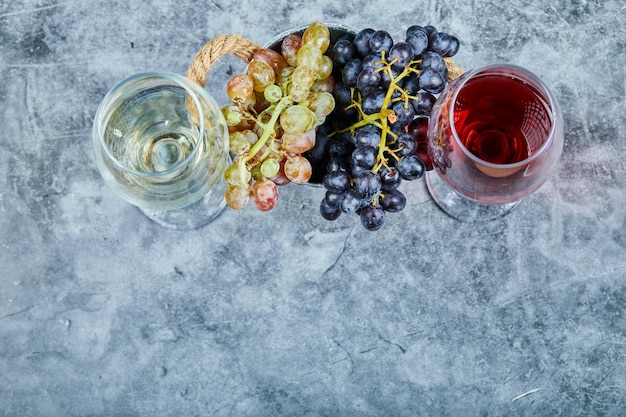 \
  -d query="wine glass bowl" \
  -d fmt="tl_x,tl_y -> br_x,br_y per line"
93,72 -> 229,228
426,64 -> 564,220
